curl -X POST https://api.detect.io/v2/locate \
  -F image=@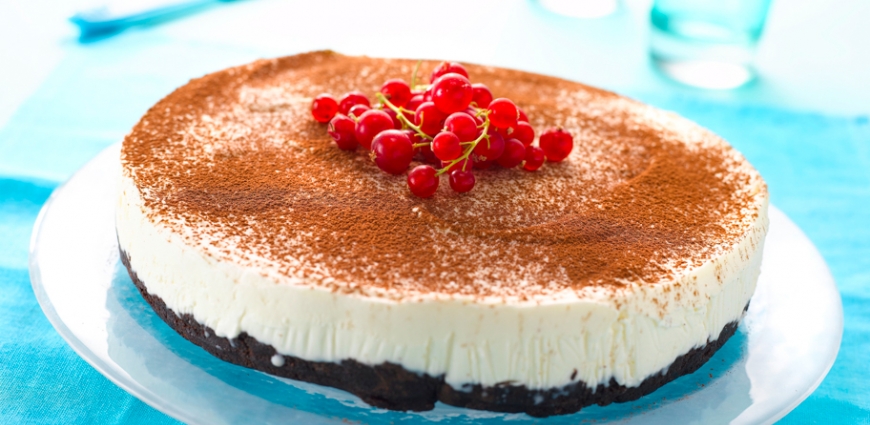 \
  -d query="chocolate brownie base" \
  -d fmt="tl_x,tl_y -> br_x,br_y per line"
121,248 -> 743,417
